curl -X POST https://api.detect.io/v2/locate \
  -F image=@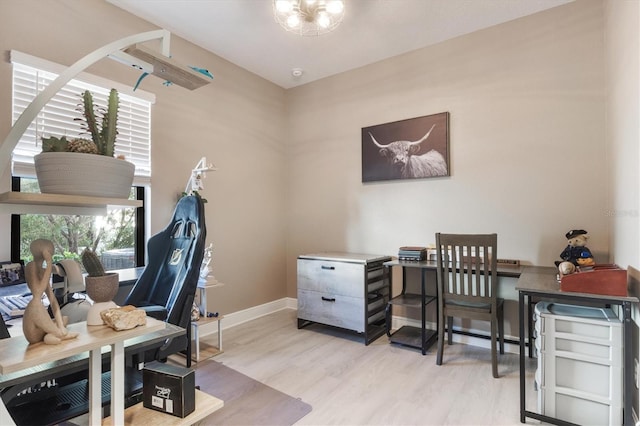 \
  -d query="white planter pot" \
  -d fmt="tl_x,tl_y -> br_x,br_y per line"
34,152 -> 135,198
